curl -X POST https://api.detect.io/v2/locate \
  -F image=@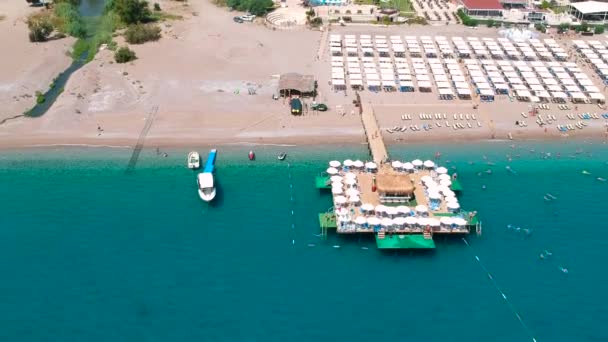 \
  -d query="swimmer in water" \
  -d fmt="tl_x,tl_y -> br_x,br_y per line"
482,185 -> 486,190
540,254 -> 545,259
544,250 -> 552,256
515,227 -> 521,232
560,267 -> 569,274
506,224 -> 513,230
485,169 -> 492,174
523,228 -> 531,235
598,177 -> 606,182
